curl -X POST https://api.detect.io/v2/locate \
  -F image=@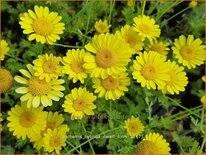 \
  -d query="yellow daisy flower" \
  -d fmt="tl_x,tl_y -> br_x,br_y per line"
133,15 -> 161,41
7,102 -> 47,140
94,19 -> 111,33
33,53 -> 62,82
62,49 -> 88,84
116,25 -> 144,54
0,68 -> 13,93
92,72 -> 130,100
136,132 -> 171,154
62,87 -> 97,120
159,61 -> 188,95
43,125 -> 69,154
19,5 -> 65,44
0,113 -> 3,133
124,116 -> 144,138
14,64 -> 65,108
30,112 -> 65,150
201,76 -> 206,105
132,51 -> 170,90
189,0 -> 197,8
84,33 -> 132,78
0,40 -> 10,60
146,40 -> 170,56
172,35 -> 205,69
